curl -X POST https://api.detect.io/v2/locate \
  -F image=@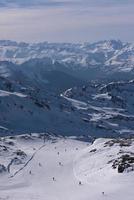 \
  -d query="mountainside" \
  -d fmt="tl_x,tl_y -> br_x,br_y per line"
0,133 -> 133,200
0,40 -> 134,137
0,70 -> 134,137
62,80 -> 134,137
0,66 -> 86,136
